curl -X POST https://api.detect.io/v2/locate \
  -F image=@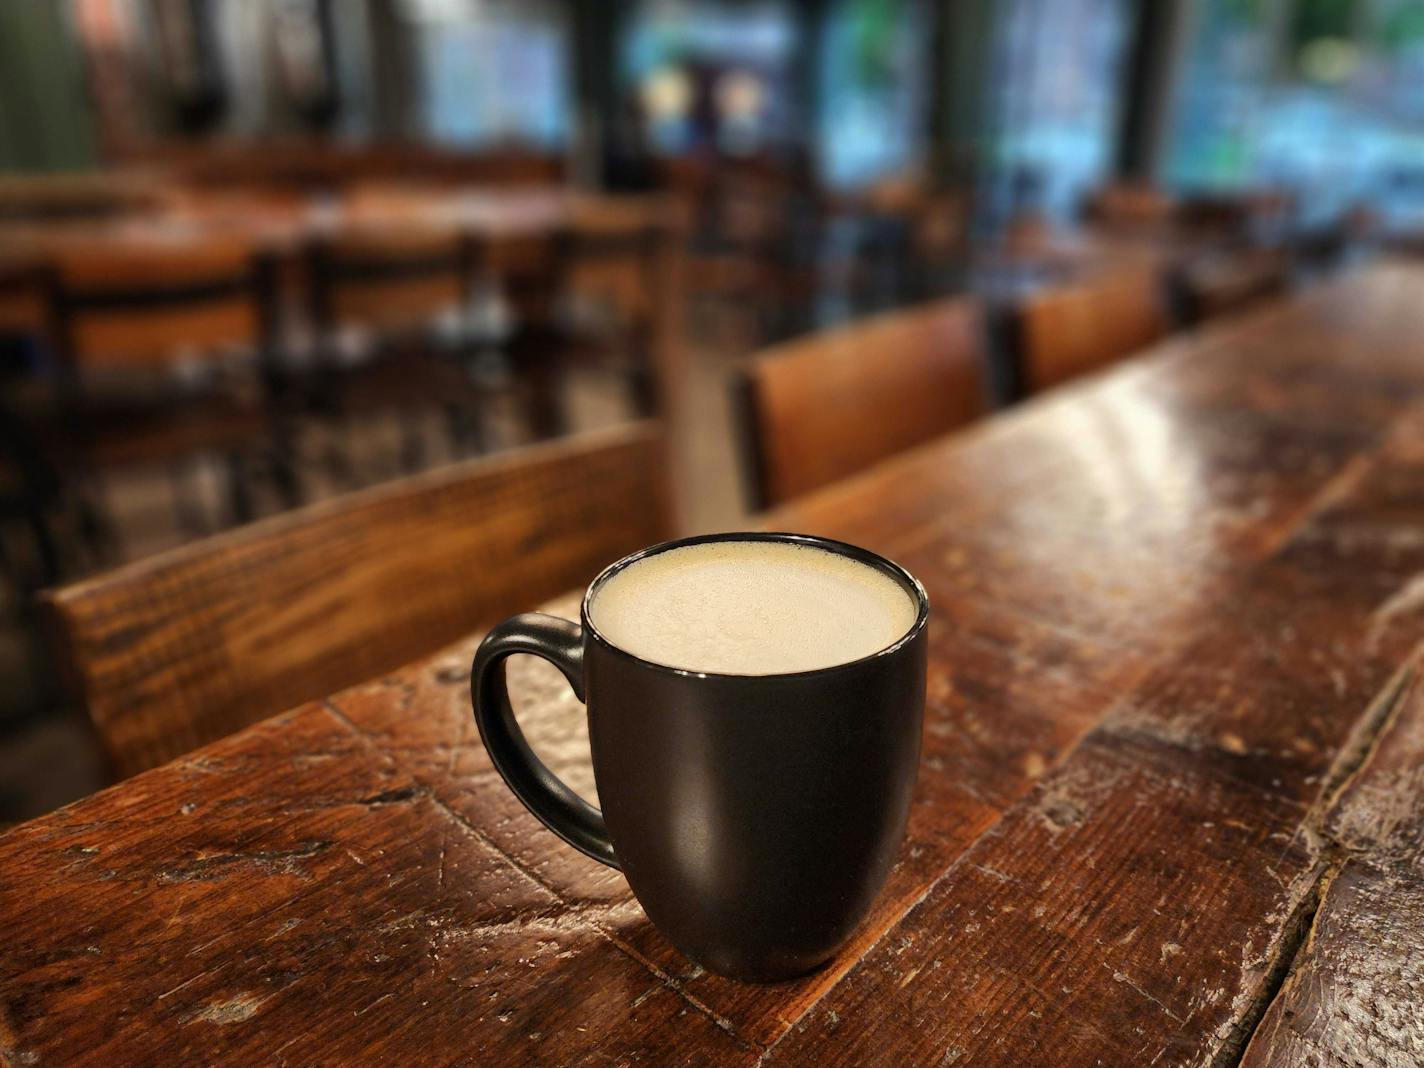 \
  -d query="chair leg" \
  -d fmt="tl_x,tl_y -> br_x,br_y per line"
522,355 -> 568,439
397,412 -> 427,474
270,442 -> 303,510
321,414 -> 360,491
171,459 -> 210,537
75,479 -> 120,565
23,505 -> 61,587
224,451 -> 255,526
0,509 -> 60,595
507,322 -> 570,441
444,398 -> 487,458
626,328 -> 660,419
263,415 -> 305,510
